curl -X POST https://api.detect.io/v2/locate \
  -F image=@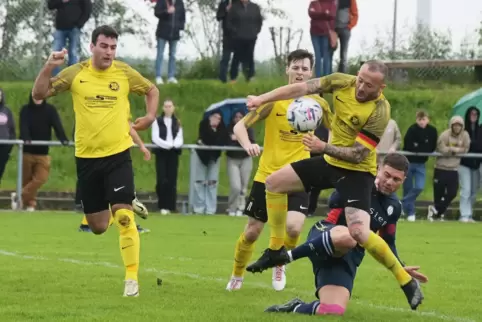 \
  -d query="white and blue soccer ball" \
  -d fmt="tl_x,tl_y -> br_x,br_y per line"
287,97 -> 323,132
